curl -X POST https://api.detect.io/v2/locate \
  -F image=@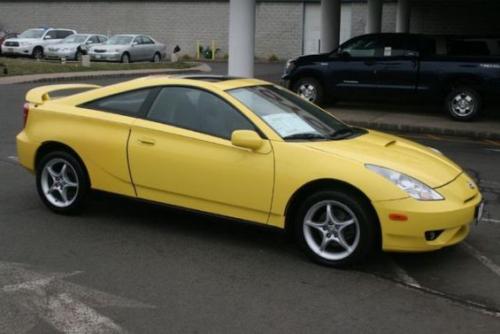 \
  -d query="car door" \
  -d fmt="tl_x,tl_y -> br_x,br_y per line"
372,35 -> 419,99
128,86 -> 275,223
42,30 -> 59,46
129,36 -> 143,60
327,35 -> 384,100
141,36 -> 156,60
